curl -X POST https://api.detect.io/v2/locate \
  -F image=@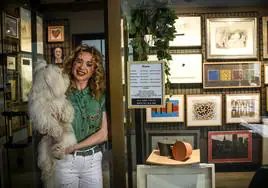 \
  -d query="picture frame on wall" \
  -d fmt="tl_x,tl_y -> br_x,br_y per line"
145,130 -> 200,157
203,61 -> 261,89
7,56 -> 16,70
20,7 -> 32,52
36,15 -> 44,54
264,64 -> 268,84
20,56 -> 32,102
206,17 -> 257,59
51,46 -> 64,64
169,16 -> 201,47
48,25 -> 65,42
208,130 -> 252,163
146,95 -> 184,123
262,16 -> 268,59
186,94 -> 222,127
226,93 -> 260,124
3,13 -> 19,39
